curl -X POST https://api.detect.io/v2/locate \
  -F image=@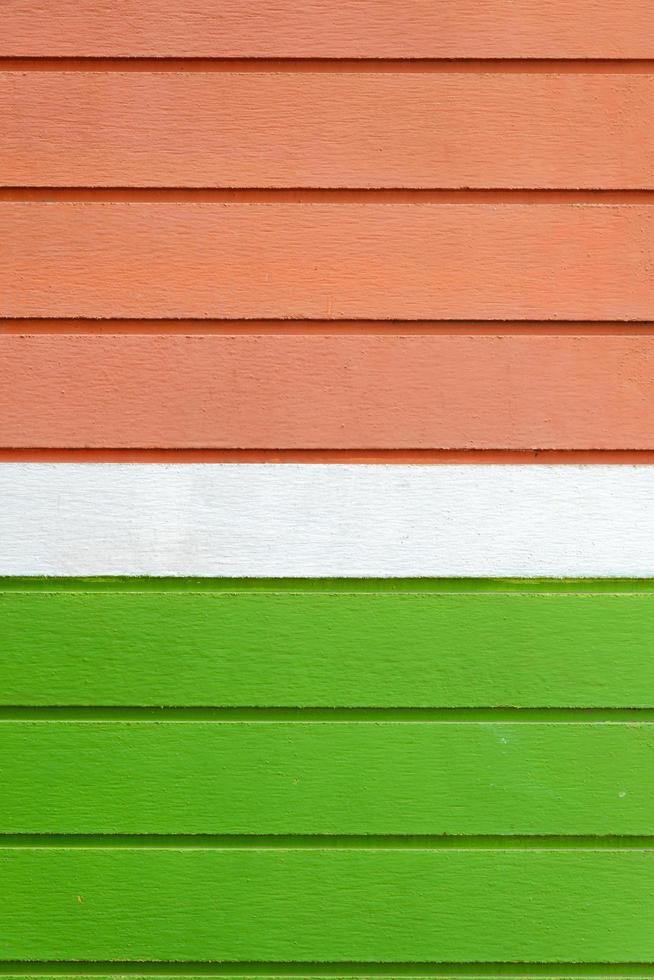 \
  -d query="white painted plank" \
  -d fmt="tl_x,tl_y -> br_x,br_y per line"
1,464 -> 653,577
